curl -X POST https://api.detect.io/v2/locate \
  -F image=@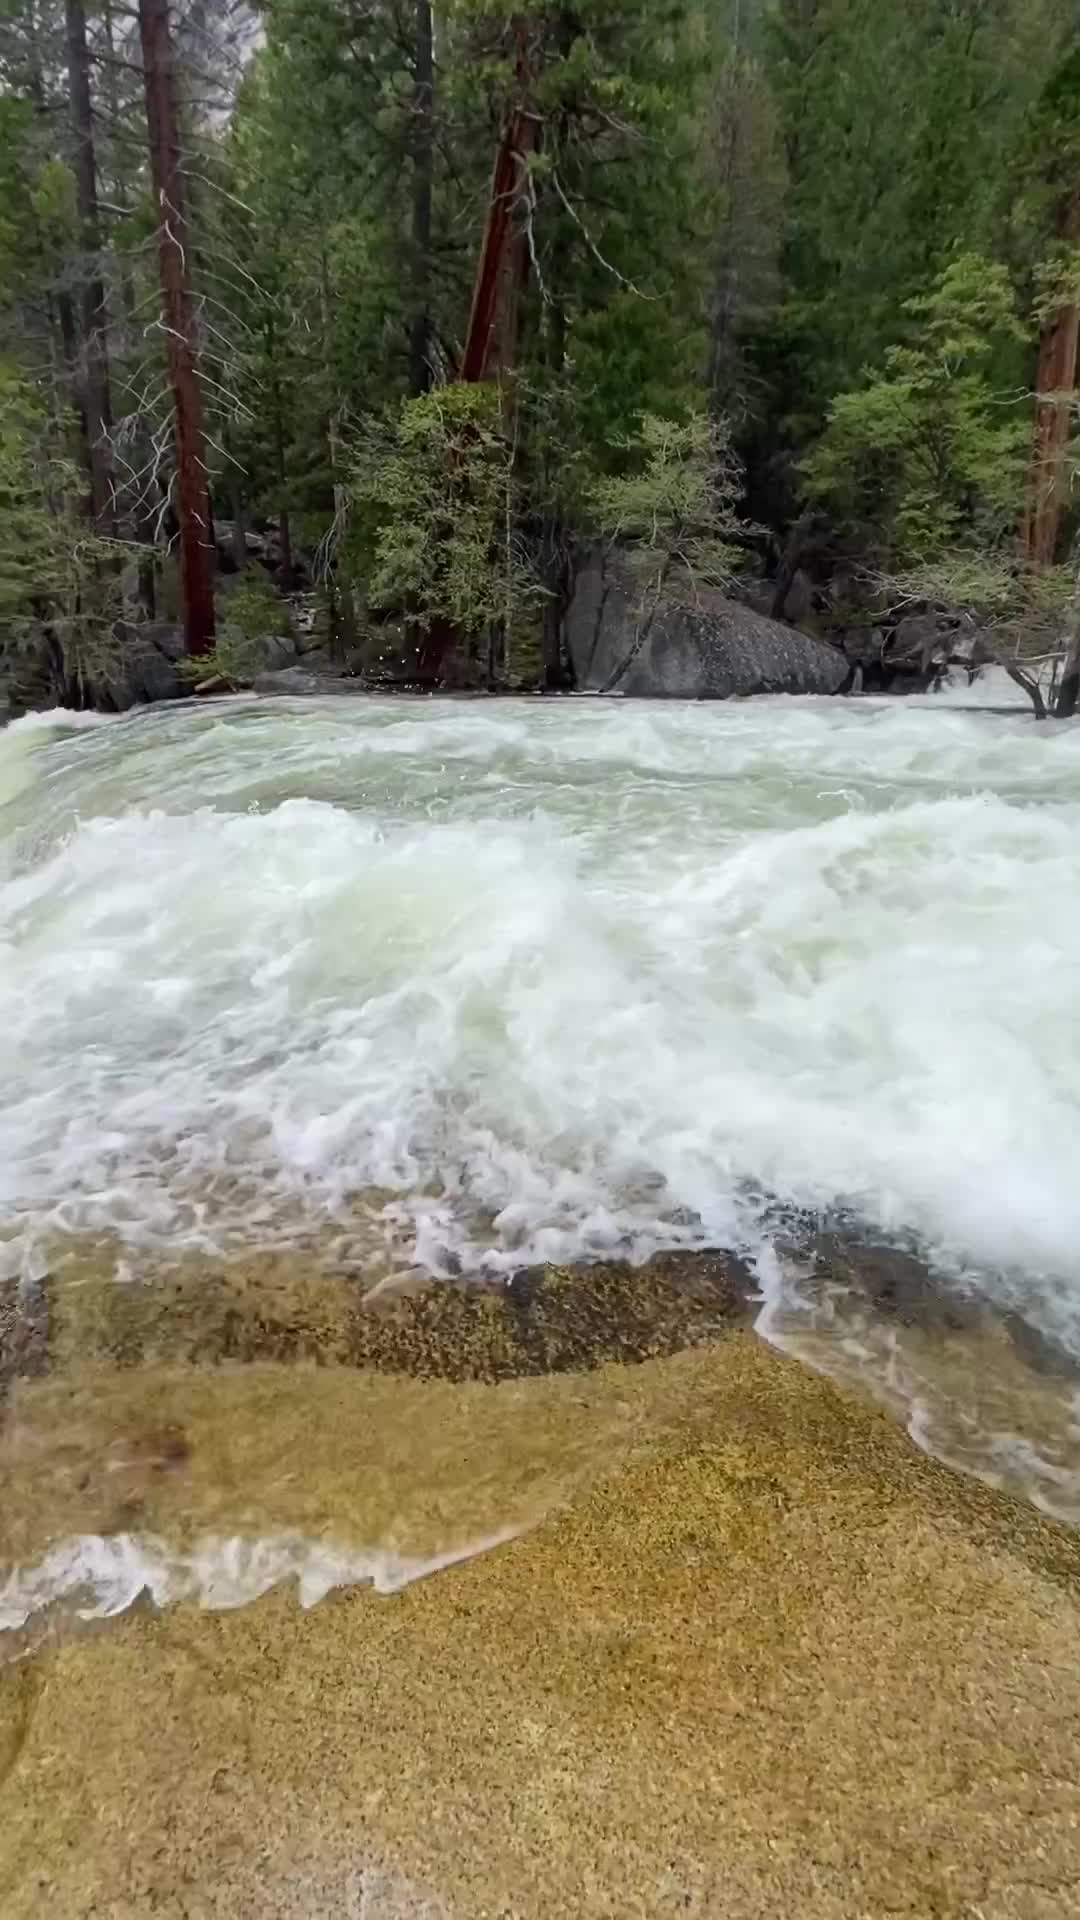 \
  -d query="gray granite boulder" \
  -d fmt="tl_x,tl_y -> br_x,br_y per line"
566,551 -> 848,698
